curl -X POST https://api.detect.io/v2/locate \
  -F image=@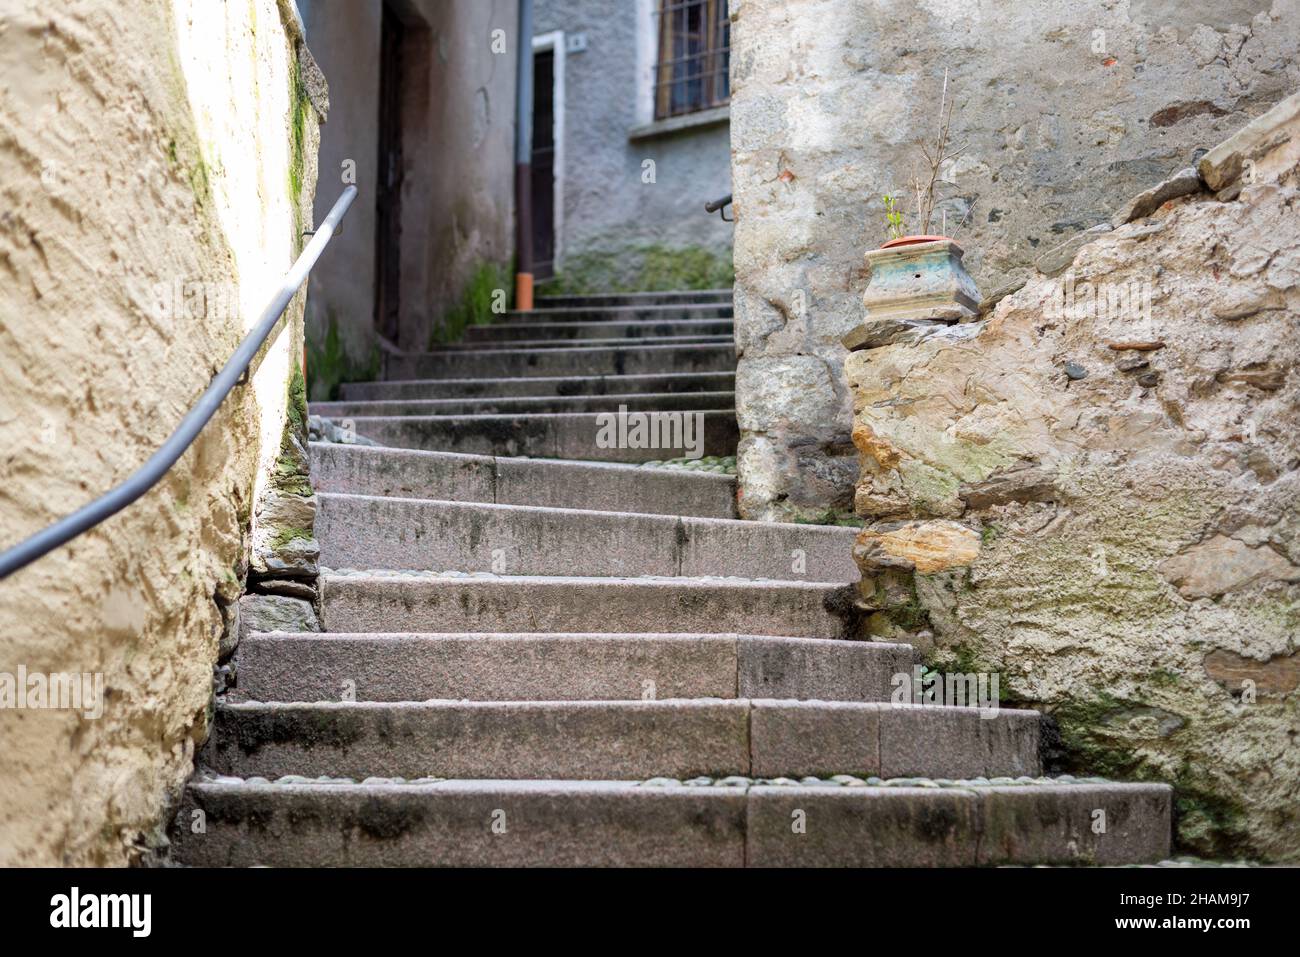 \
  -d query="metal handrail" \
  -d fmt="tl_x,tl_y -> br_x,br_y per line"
0,185 -> 358,580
